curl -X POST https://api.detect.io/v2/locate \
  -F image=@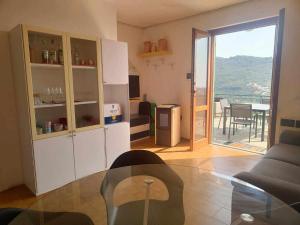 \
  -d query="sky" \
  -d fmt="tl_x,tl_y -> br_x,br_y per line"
215,25 -> 276,58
